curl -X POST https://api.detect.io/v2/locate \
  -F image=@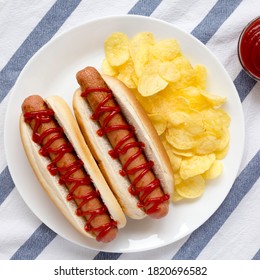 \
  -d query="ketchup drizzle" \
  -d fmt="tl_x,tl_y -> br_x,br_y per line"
81,87 -> 170,214
24,109 -> 117,241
